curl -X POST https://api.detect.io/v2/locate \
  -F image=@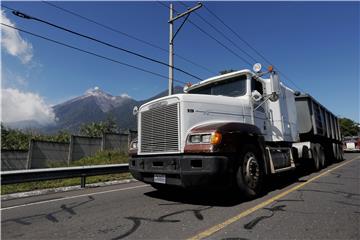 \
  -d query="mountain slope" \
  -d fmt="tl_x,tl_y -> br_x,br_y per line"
43,86 -> 184,133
